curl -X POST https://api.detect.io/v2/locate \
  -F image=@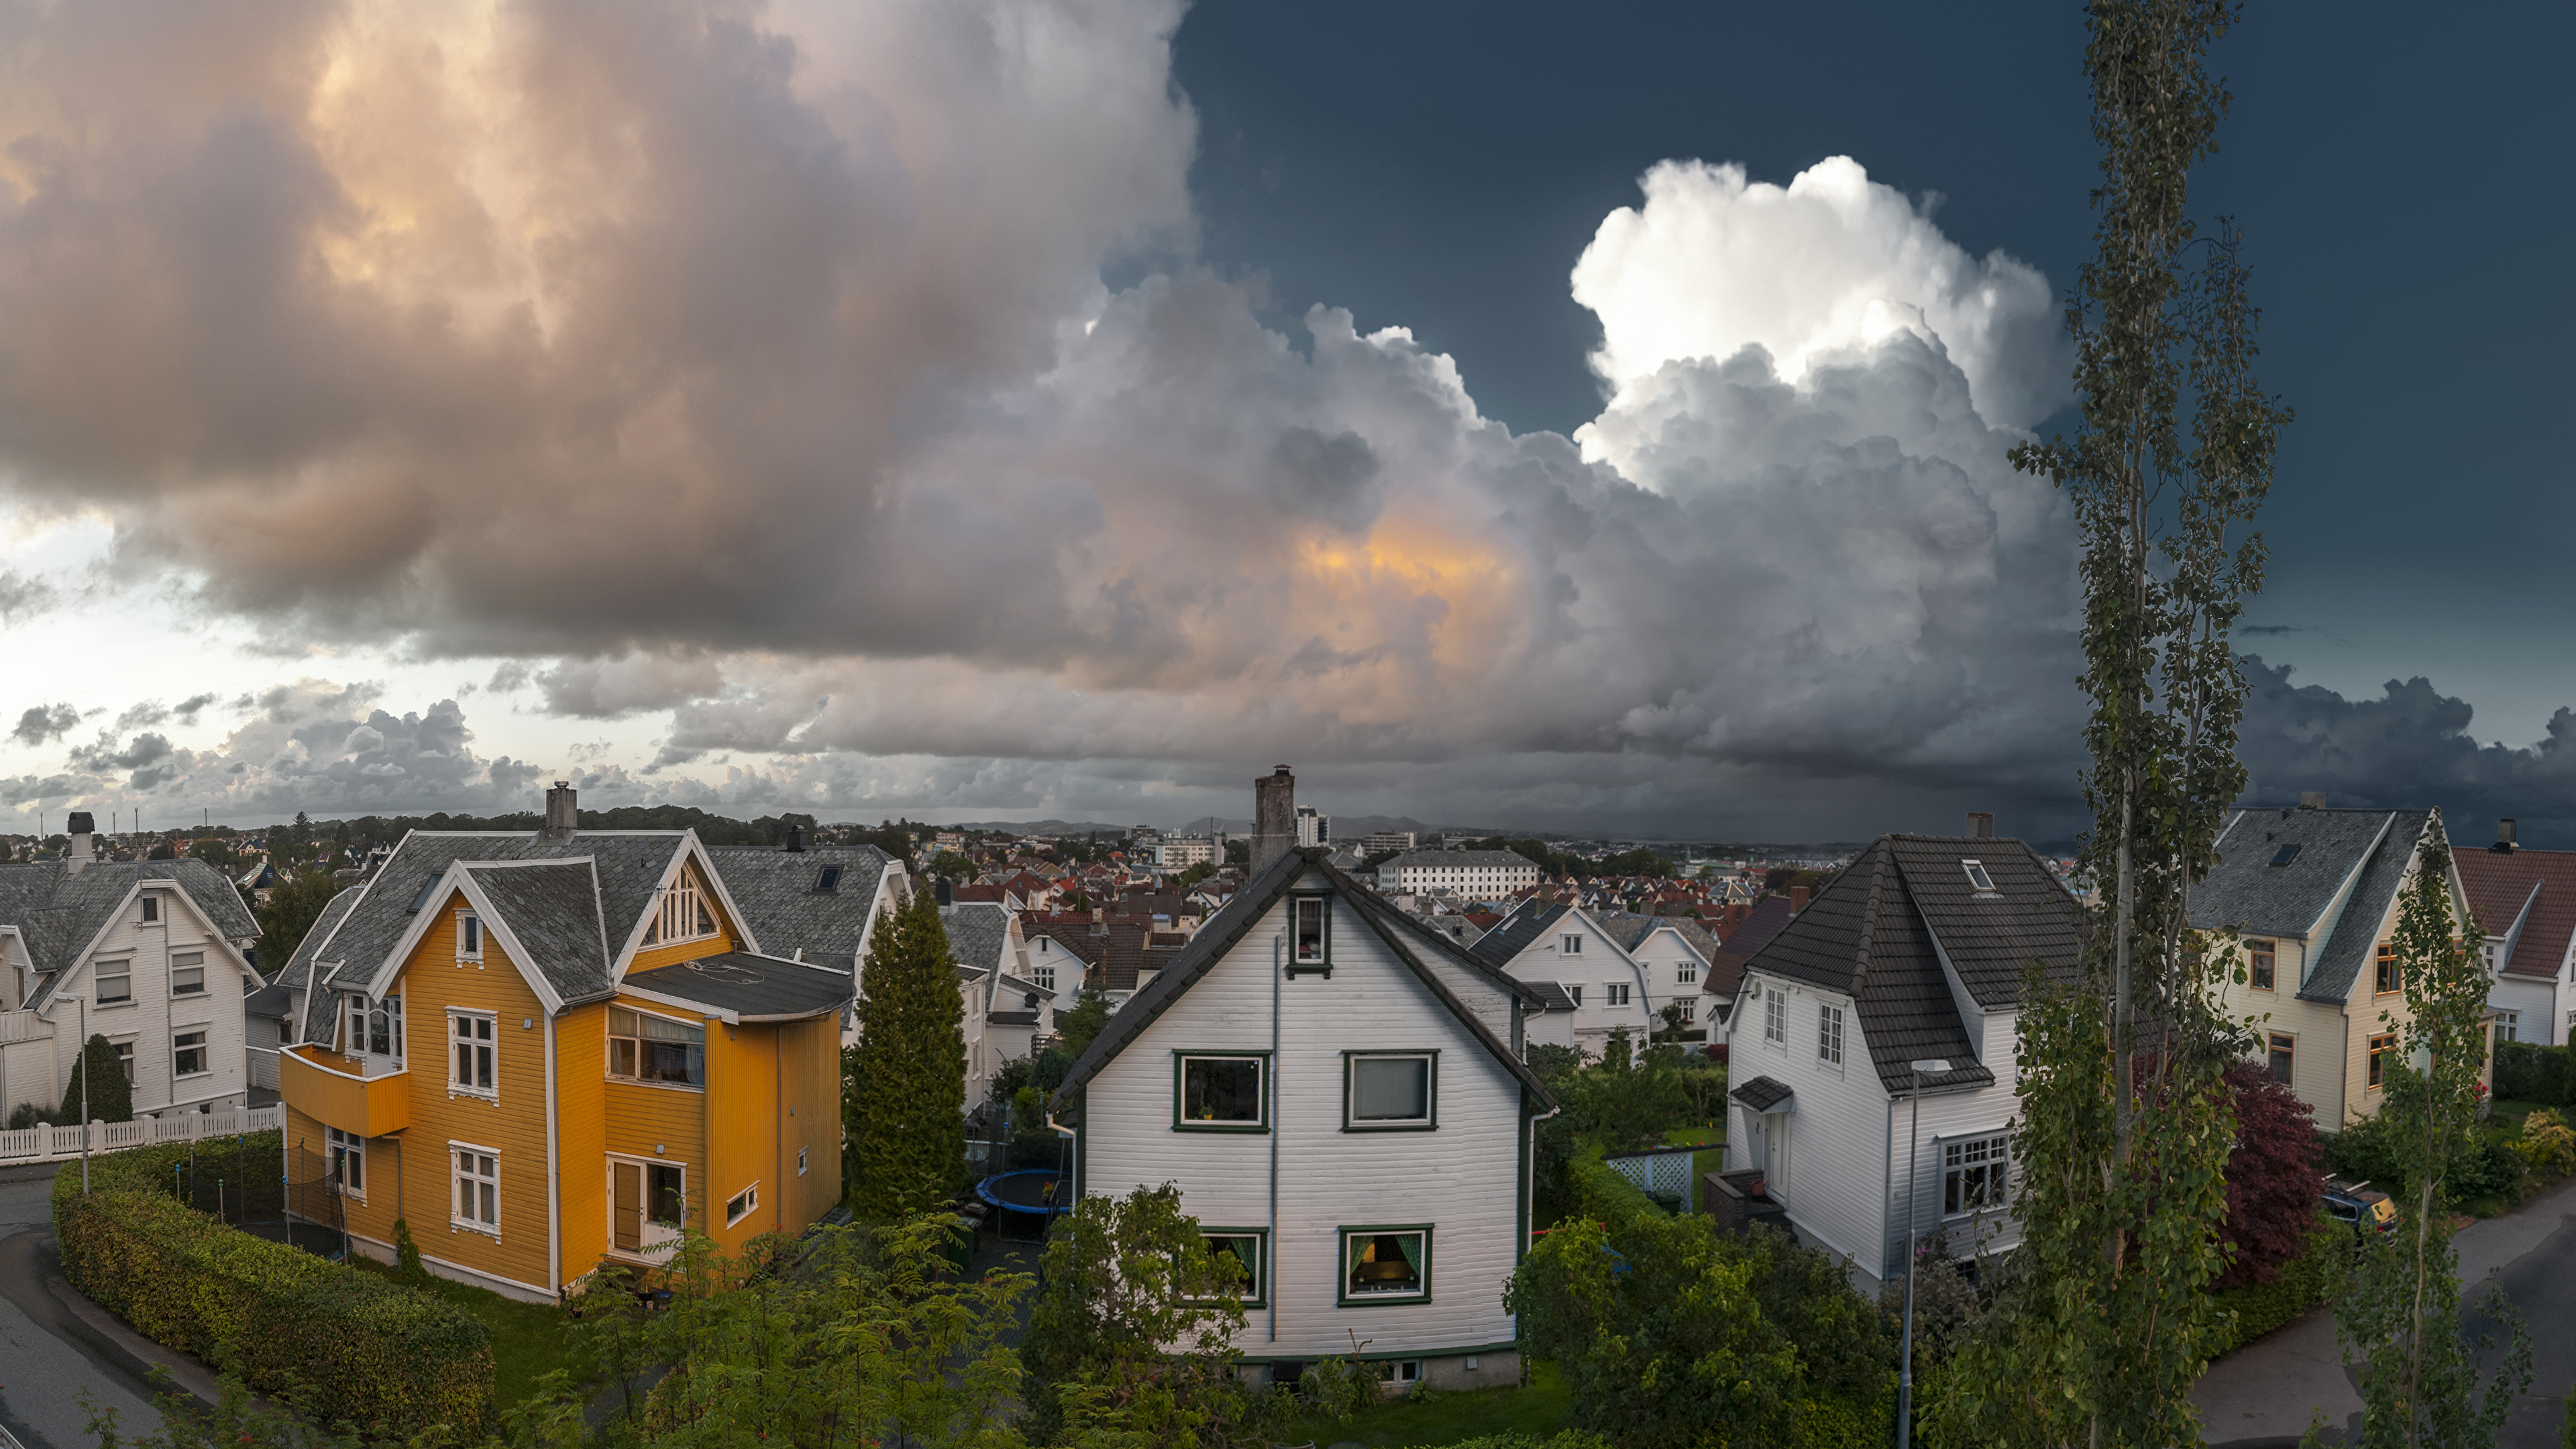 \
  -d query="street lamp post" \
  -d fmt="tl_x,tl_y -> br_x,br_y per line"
1897,1057 -> 1950,1449
59,994 -> 91,1194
